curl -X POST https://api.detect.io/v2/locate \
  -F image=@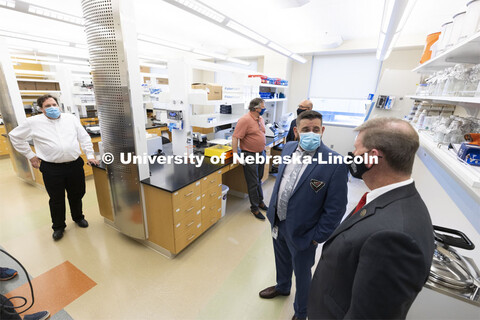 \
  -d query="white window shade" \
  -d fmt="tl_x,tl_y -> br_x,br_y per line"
309,53 -> 380,125
309,53 -> 380,99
